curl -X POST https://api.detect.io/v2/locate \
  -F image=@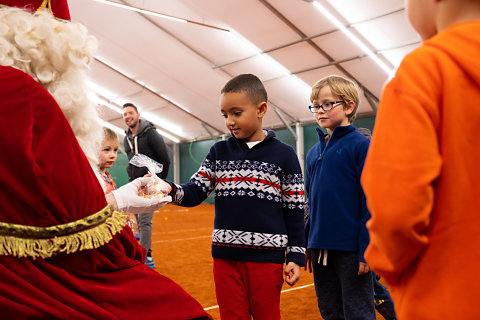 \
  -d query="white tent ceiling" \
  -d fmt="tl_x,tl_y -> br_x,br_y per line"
69,0 -> 421,143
